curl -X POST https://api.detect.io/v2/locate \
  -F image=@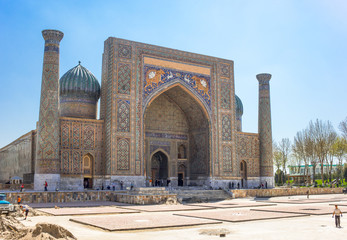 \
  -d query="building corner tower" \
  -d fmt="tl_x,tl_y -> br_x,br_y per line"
257,73 -> 274,188
34,30 -> 64,190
